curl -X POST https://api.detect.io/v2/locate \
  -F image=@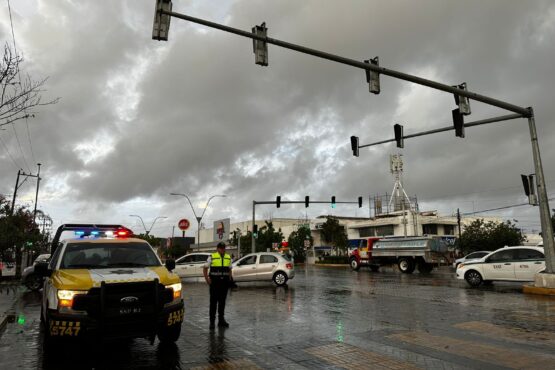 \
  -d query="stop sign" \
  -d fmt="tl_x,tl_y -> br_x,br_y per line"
178,219 -> 190,231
